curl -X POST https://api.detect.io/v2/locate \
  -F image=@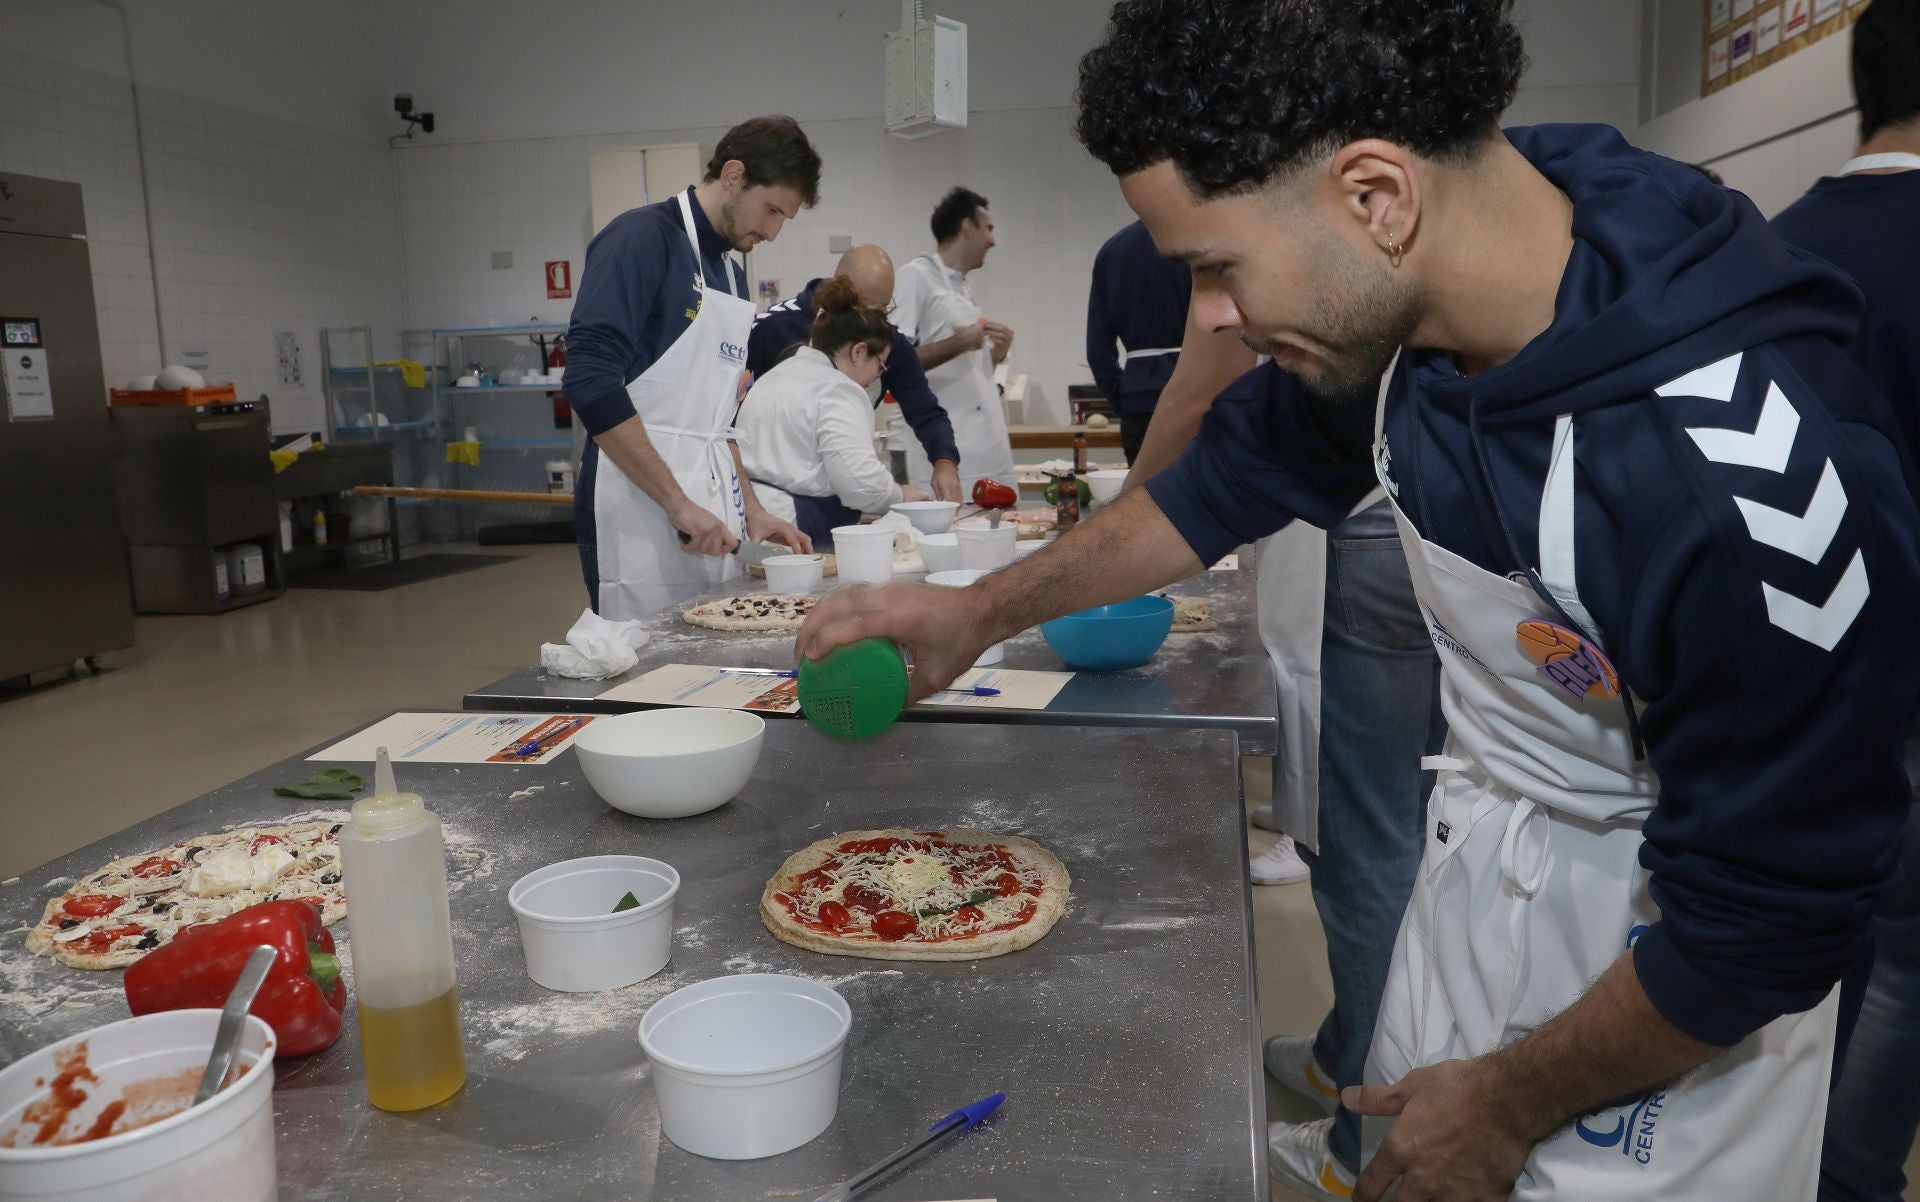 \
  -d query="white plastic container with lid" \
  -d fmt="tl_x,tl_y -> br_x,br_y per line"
545,459 -> 575,495
337,748 -> 467,1112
